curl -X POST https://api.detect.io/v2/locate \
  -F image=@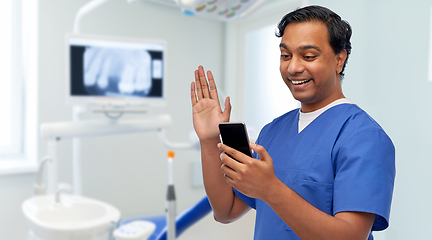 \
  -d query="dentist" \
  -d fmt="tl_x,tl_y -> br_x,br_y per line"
190,5 -> 395,240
